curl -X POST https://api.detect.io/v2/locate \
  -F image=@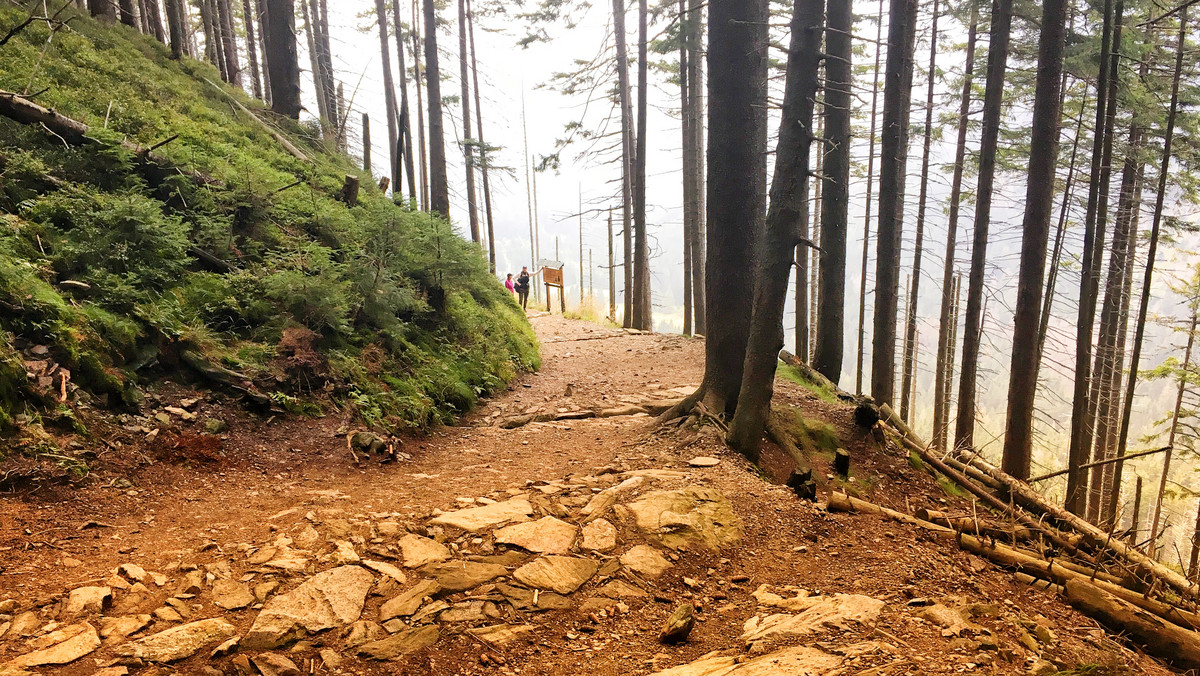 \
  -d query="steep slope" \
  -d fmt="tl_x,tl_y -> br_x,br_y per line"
0,5 -> 536,479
